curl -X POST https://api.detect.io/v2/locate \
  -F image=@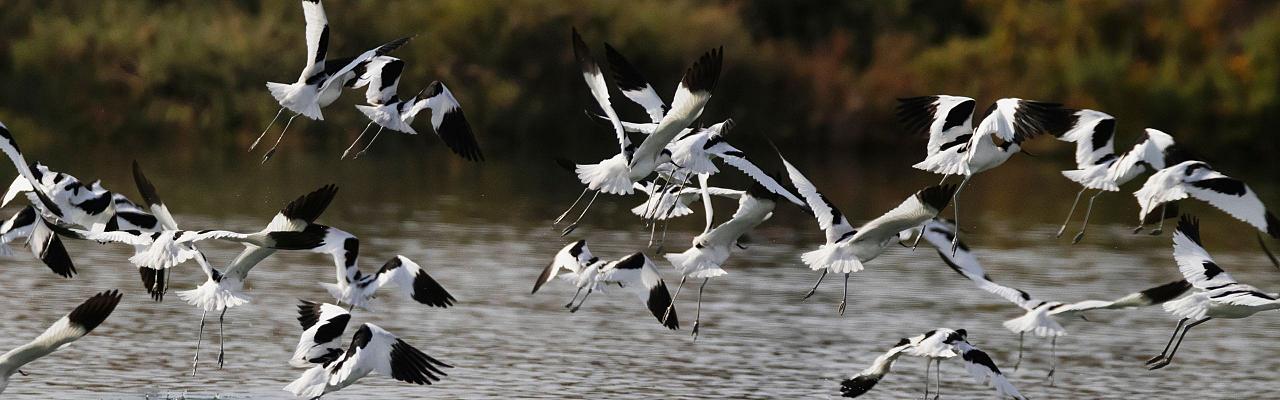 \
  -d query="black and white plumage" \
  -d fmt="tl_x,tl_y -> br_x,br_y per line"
839,328 -> 1024,399
532,239 -> 599,296
253,0 -> 411,163
1135,160 -> 1279,239
534,241 -> 679,329
897,96 -> 1069,252
345,56 -> 483,161
1147,216 -> 1280,370
0,290 -> 122,395
1053,109 -> 1118,242
0,205 -> 75,278
782,150 -> 955,314
285,321 -> 452,398
291,300 -> 352,368
281,224 -> 455,310
908,218 -> 1191,376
